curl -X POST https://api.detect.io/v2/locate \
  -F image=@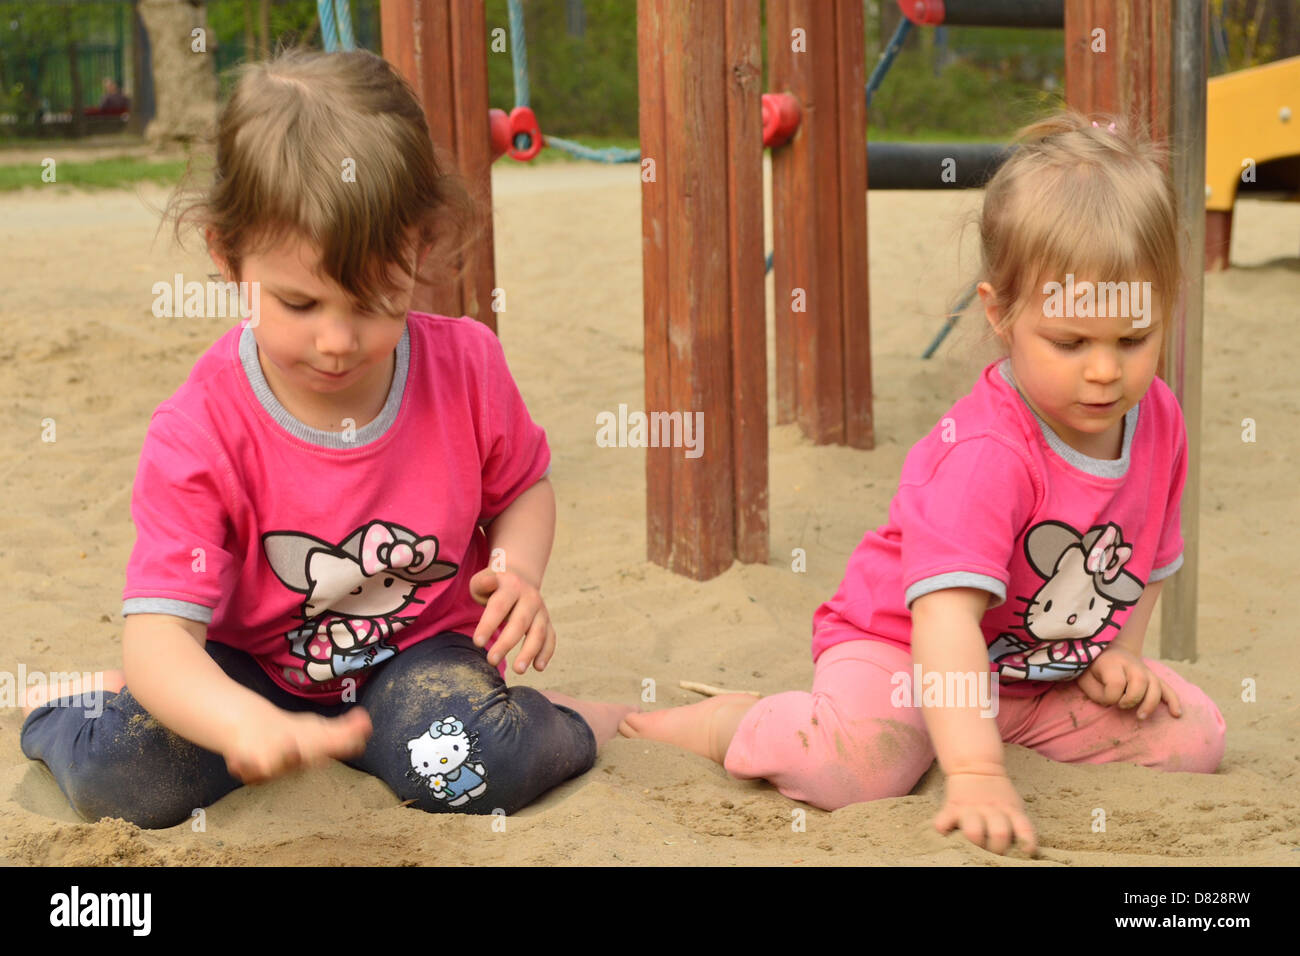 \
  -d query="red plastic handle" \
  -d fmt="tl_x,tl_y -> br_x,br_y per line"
761,92 -> 801,148
489,108 -> 511,162
898,0 -> 945,26
507,106 -> 544,161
